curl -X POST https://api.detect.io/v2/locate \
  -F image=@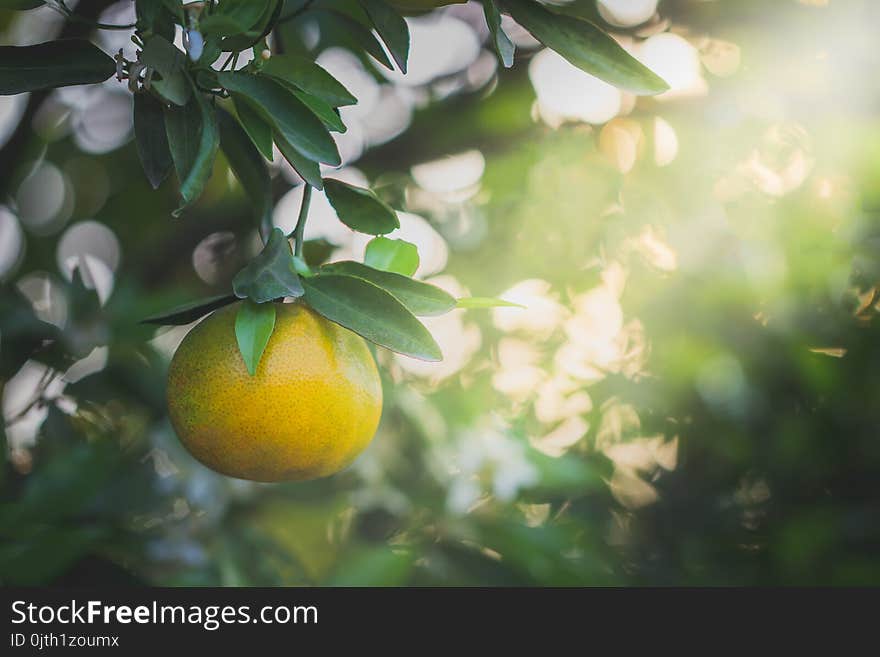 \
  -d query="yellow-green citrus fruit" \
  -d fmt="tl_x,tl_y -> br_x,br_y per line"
167,302 -> 382,482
